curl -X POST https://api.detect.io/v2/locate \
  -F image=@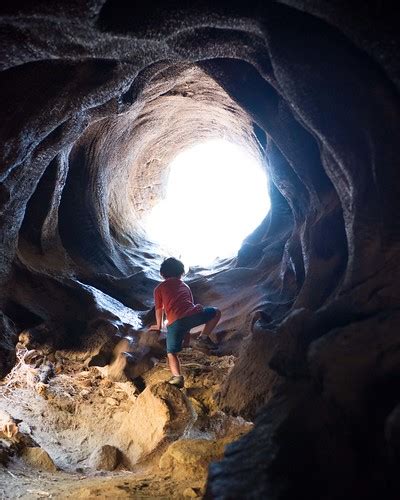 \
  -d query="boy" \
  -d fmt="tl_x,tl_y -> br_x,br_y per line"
149,257 -> 221,388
